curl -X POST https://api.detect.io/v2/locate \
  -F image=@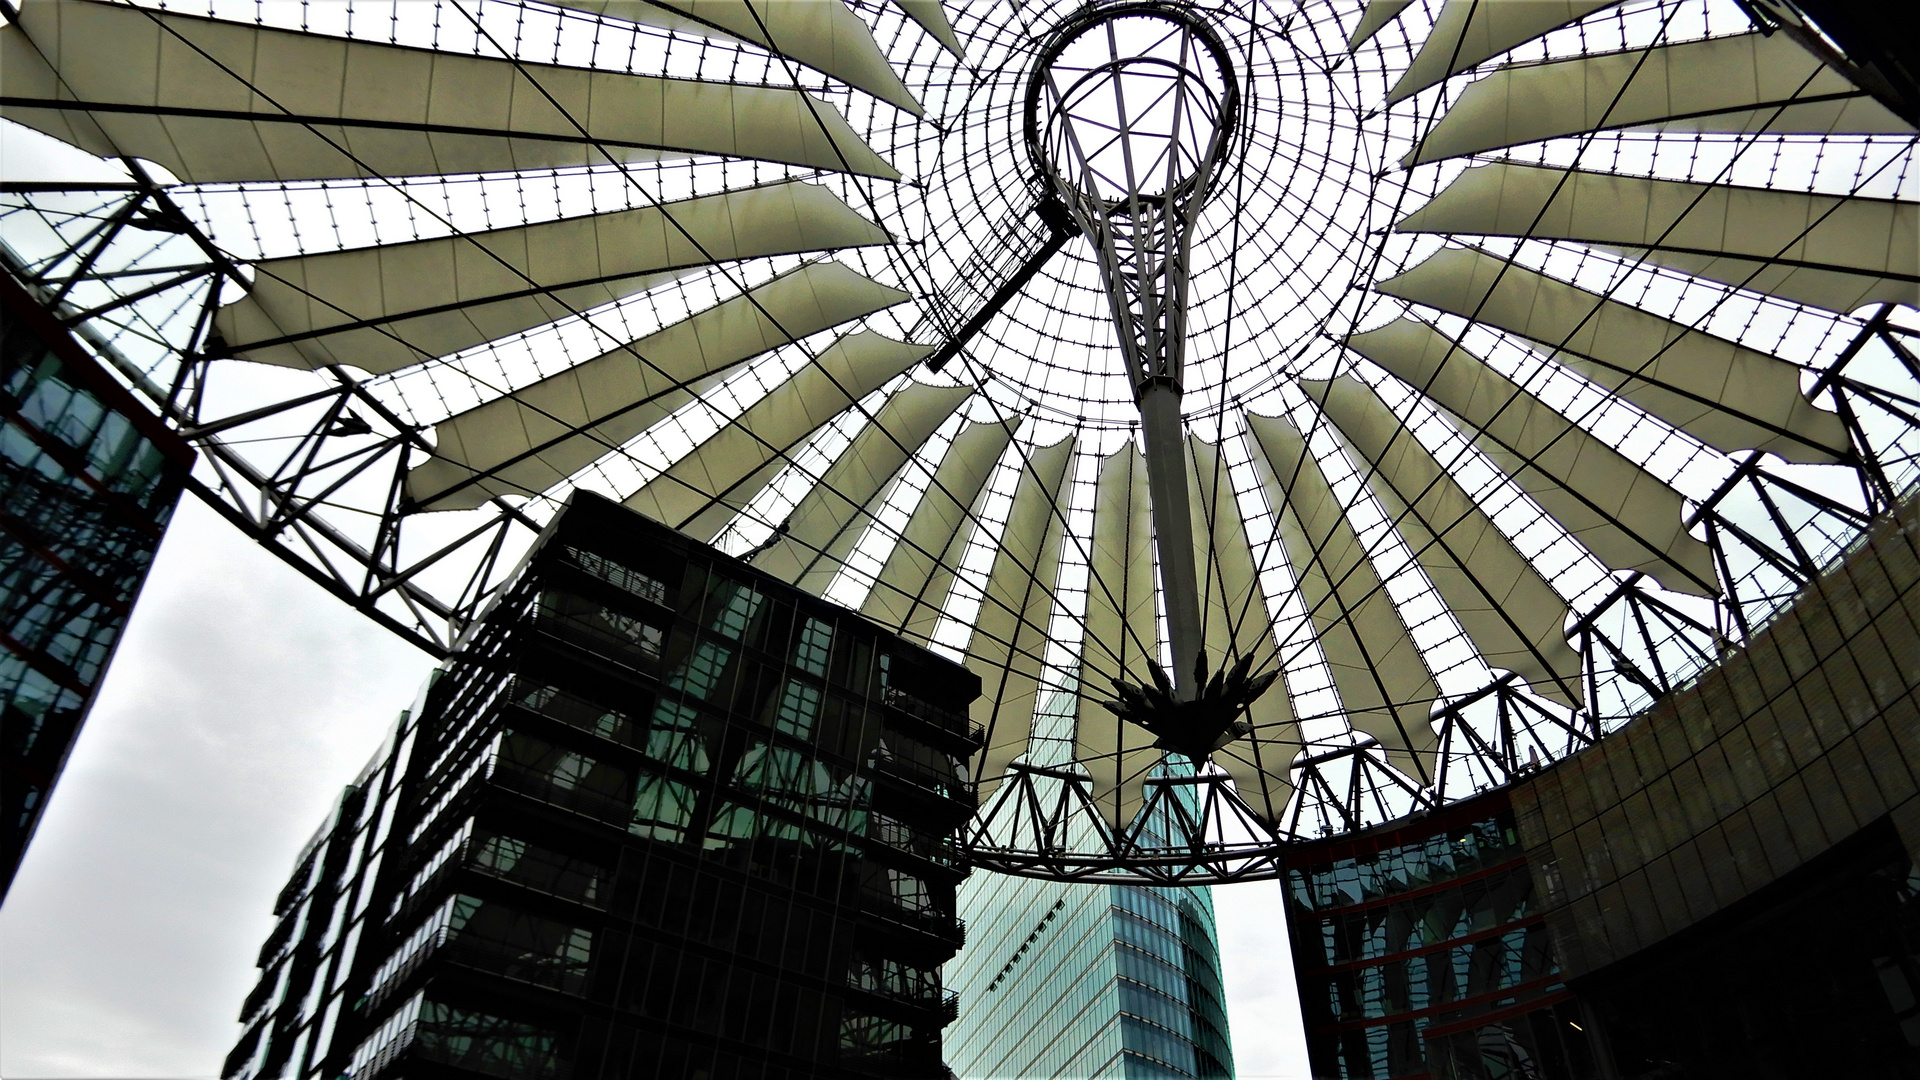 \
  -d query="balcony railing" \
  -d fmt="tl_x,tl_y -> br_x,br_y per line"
883,686 -> 983,747
488,757 -> 630,825
869,814 -> 966,869
859,897 -> 967,951
872,753 -> 976,811
255,912 -> 296,967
